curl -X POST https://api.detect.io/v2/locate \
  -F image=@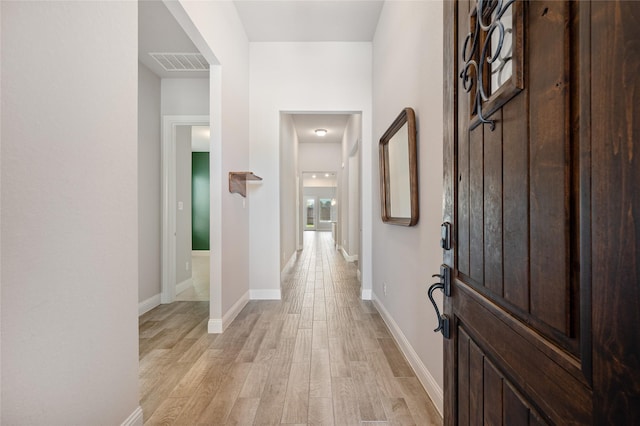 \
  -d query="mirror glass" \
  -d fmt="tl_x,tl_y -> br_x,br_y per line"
388,122 -> 411,217
379,107 -> 418,226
